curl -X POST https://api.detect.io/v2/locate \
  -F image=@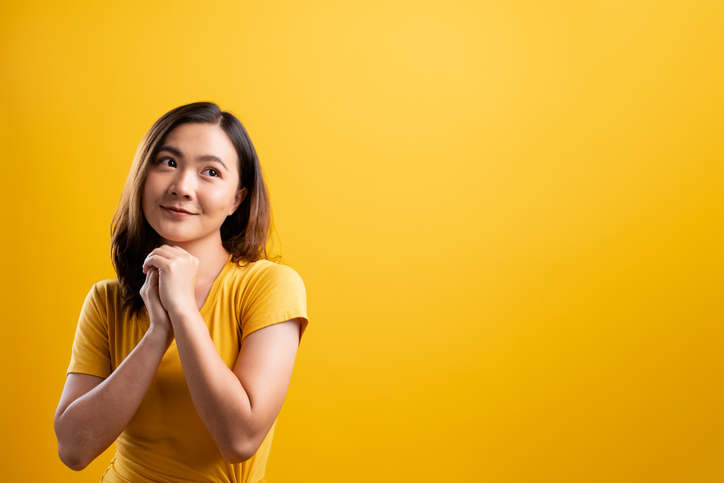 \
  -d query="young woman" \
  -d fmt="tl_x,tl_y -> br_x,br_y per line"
54,102 -> 308,483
